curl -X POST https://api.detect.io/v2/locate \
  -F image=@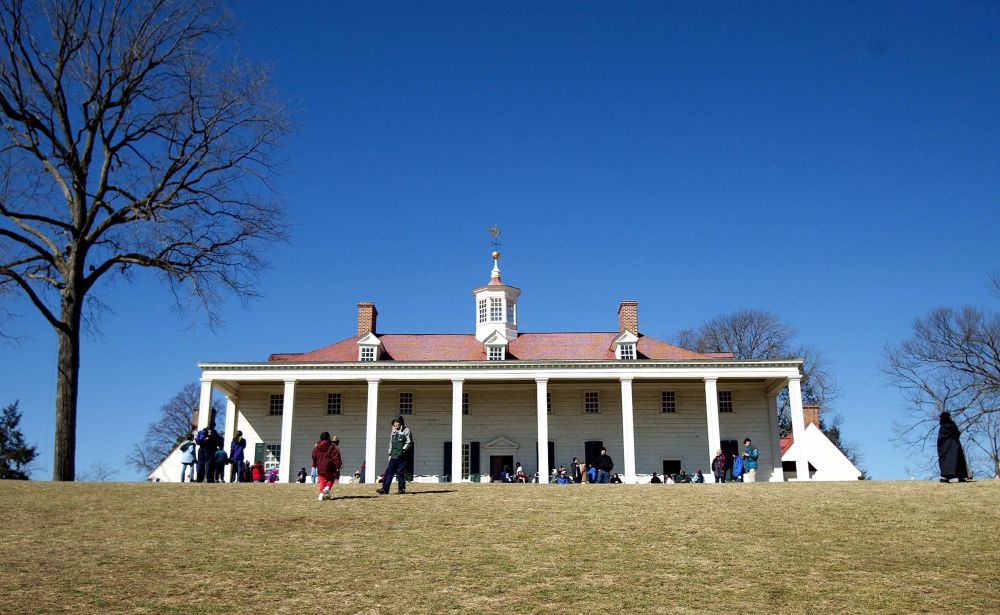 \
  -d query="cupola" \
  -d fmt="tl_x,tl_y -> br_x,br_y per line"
472,251 -> 520,342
